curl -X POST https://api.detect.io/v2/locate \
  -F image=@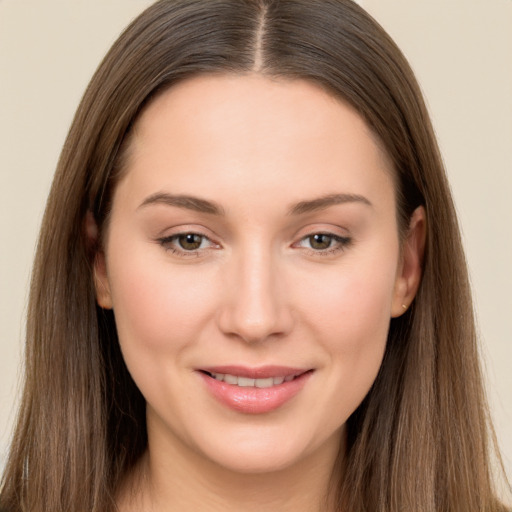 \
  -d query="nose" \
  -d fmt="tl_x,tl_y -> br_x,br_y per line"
216,245 -> 294,343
